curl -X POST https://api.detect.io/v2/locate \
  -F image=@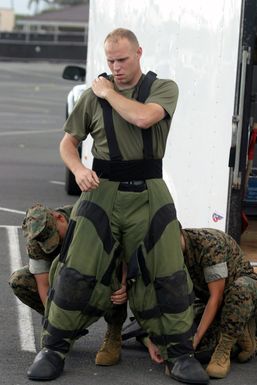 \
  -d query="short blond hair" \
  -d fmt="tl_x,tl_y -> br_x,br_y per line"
104,28 -> 139,47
